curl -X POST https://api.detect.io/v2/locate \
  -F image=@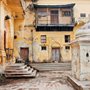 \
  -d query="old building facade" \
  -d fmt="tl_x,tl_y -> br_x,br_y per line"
0,0 -> 90,64
14,0 -> 90,63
